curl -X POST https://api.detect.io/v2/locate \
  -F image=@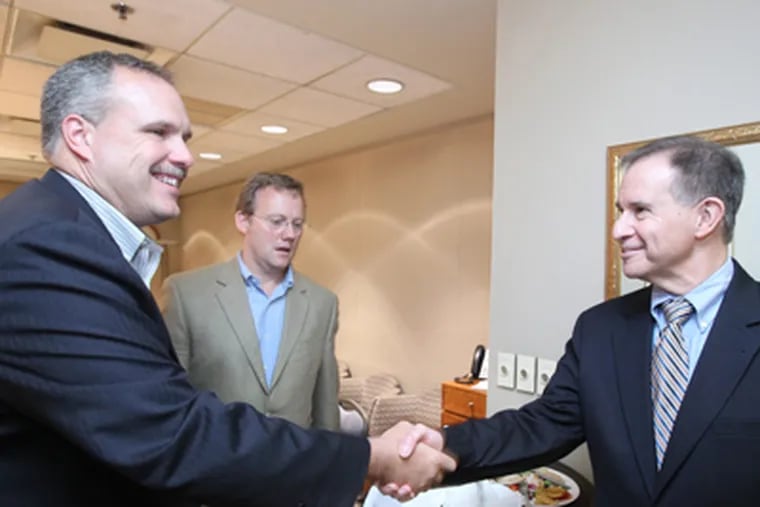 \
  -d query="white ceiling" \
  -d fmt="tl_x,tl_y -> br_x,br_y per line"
0,0 -> 496,194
